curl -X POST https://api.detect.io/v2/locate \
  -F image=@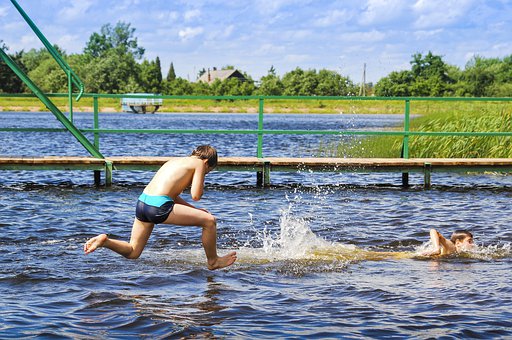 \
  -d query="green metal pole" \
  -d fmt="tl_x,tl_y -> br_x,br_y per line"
403,99 -> 410,159
257,97 -> 264,158
68,69 -> 73,122
93,96 -> 100,149
10,0 -> 84,101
